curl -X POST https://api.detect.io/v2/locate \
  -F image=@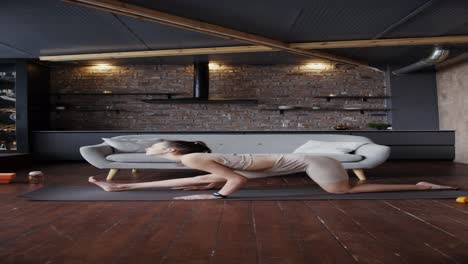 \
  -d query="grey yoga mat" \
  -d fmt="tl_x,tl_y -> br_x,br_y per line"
17,184 -> 468,201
